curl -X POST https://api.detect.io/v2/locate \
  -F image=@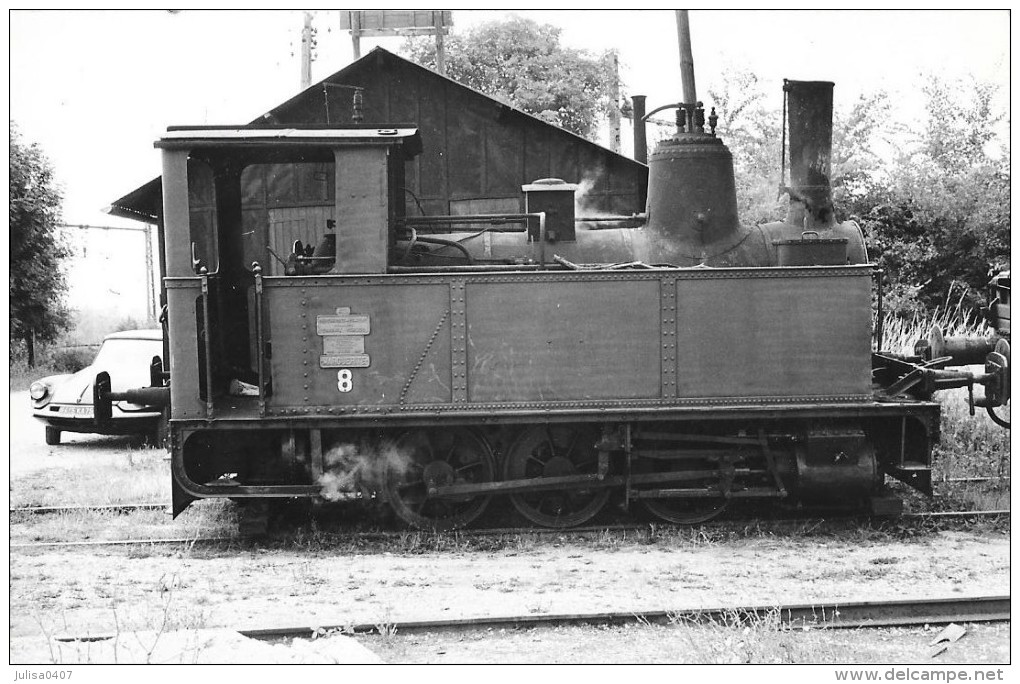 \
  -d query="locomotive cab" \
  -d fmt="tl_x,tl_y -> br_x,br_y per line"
158,126 -> 421,420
